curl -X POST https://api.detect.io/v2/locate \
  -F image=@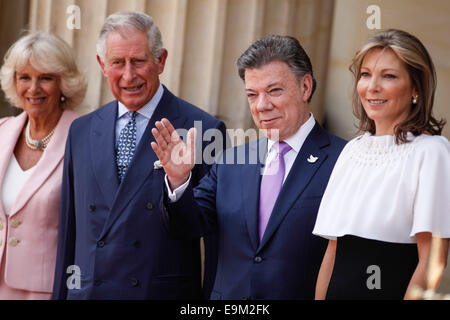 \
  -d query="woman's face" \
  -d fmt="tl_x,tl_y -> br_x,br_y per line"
357,48 -> 417,135
15,62 -> 62,119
